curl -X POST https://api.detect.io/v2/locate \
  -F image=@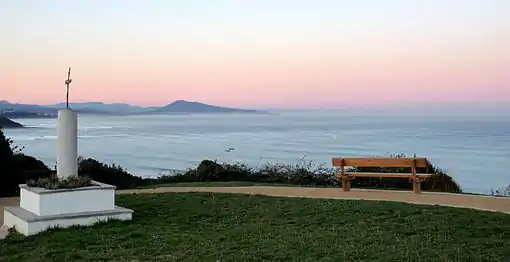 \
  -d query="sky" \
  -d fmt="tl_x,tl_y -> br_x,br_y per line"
1,0 -> 509,108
